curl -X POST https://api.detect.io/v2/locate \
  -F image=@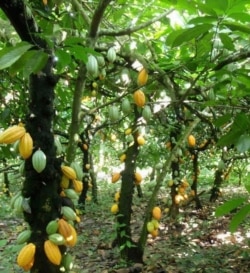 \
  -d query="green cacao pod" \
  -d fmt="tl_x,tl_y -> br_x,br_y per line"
64,189 -> 79,200
70,162 -> 83,181
121,98 -> 131,114
142,105 -> 152,122
16,230 -> 32,244
61,253 -> 73,271
96,55 -> 105,67
32,149 -> 46,173
61,206 -> 77,221
86,55 -> 98,77
46,220 -> 59,235
109,106 -> 119,122
49,233 -> 66,245
107,47 -> 116,63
